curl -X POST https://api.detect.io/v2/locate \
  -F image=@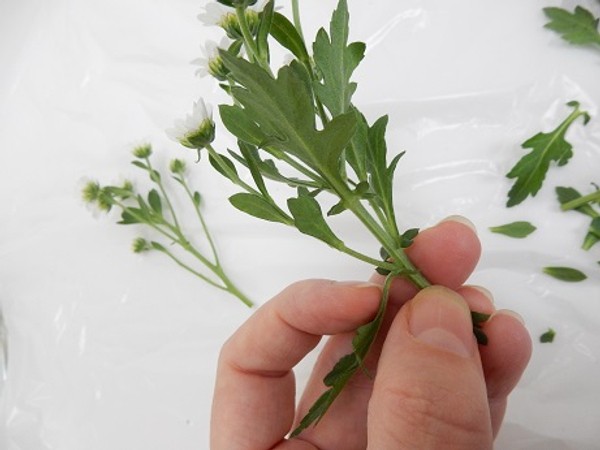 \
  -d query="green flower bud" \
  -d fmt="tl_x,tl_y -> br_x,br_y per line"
132,237 -> 150,254
169,159 -> 187,174
132,143 -> 152,159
